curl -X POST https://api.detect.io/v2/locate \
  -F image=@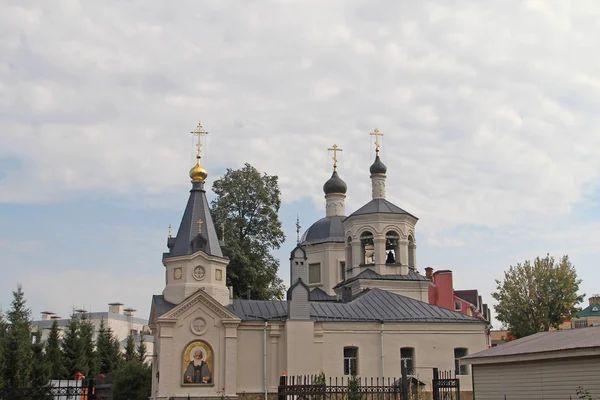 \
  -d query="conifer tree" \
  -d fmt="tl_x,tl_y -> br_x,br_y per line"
79,315 -> 97,377
61,314 -> 84,378
123,332 -> 136,362
137,336 -> 148,364
0,309 -> 7,390
112,360 -> 152,400
111,335 -> 123,370
1,285 -> 34,392
45,320 -> 64,379
96,319 -> 121,374
30,330 -> 49,387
